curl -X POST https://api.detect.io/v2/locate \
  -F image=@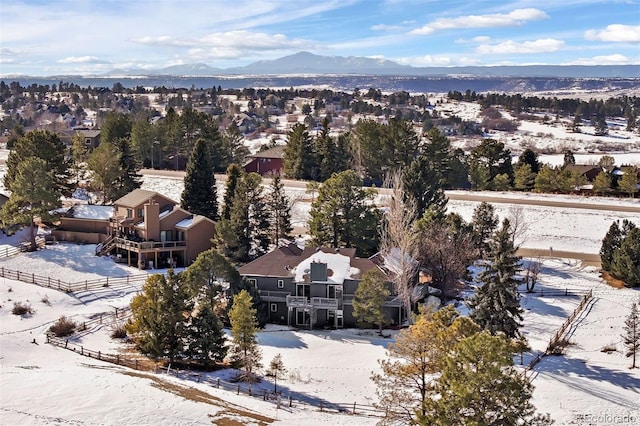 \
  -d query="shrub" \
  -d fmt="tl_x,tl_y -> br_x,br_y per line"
548,337 -> 574,355
12,301 -> 34,316
49,316 -> 77,337
110,322 -> 128,339
41,295 -> 51,306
